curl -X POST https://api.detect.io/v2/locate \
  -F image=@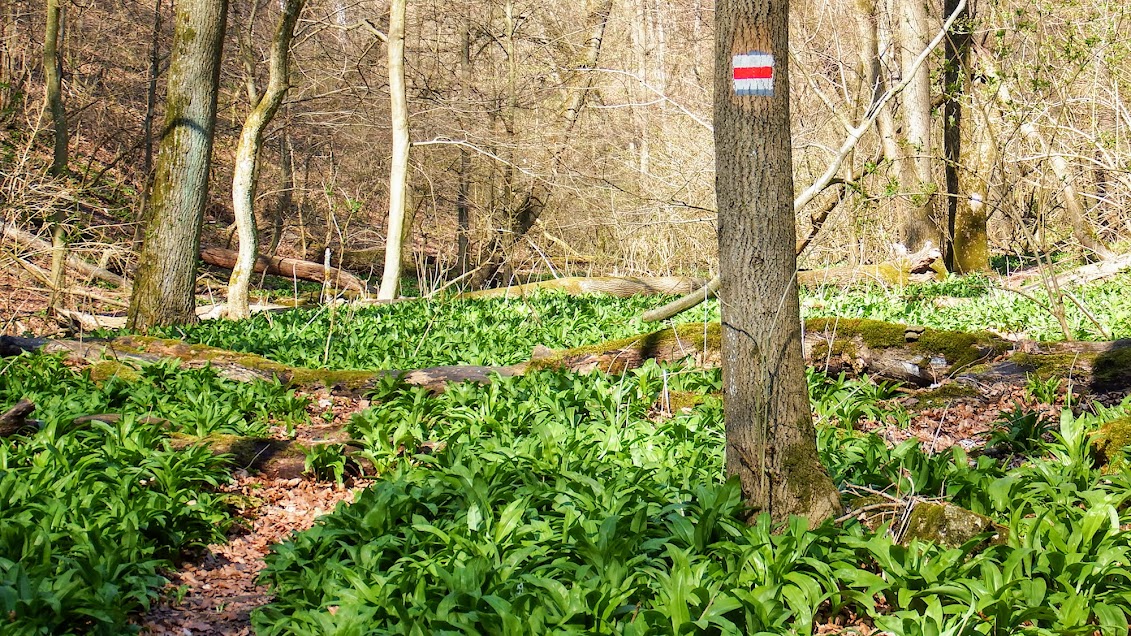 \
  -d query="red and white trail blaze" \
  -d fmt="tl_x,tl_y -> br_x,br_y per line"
733,51 -> 774,96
